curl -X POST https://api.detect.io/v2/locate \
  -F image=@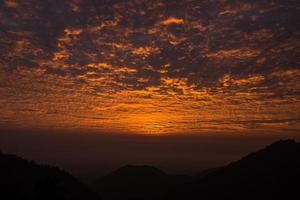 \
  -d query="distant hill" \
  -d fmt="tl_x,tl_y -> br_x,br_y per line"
165,139 -> 300,200
93,165 -> 190,200
2,139 -> 299,200
0,152 -> 101,200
